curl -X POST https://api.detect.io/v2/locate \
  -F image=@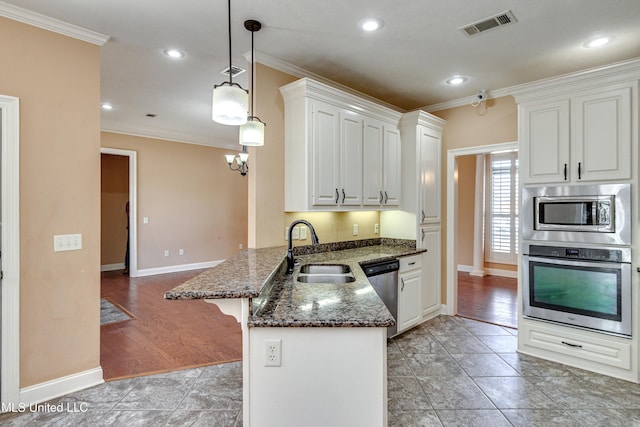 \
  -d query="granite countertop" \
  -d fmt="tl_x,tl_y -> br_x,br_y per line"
165,238 -> 426,328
